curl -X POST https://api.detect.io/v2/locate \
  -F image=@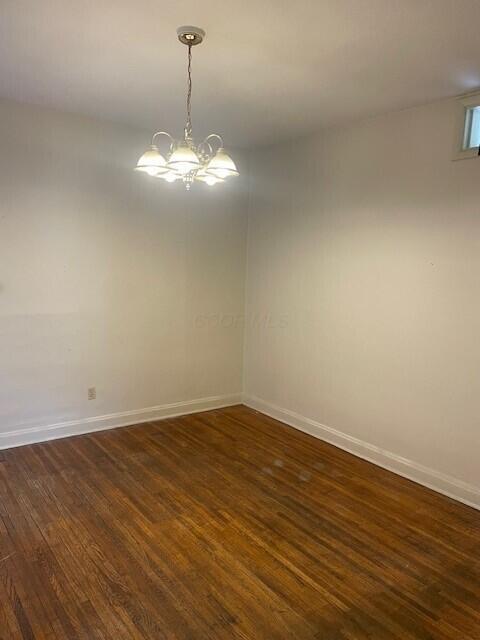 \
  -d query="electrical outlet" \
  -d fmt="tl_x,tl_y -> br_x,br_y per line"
88,387 -> 96,401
